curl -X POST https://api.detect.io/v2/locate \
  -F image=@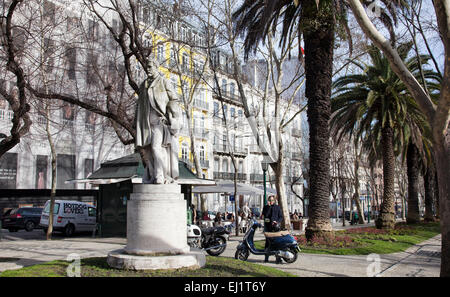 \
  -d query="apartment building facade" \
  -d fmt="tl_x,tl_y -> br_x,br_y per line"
0,0 -> 306,213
